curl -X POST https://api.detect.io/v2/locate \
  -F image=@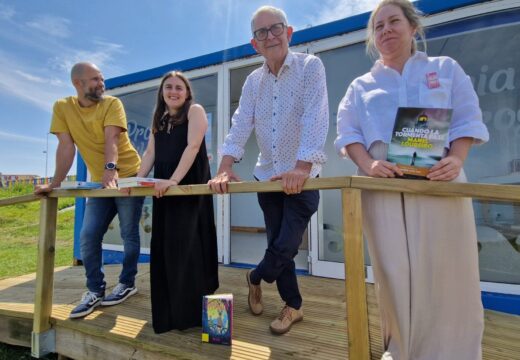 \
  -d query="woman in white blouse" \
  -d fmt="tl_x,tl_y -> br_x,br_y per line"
335,1 -> 489,359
